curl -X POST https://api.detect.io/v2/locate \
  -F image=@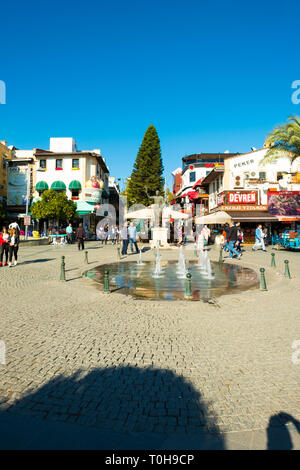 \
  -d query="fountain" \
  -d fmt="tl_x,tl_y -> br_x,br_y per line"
152,251 -> 164,278
85,247 -> 259,301
137,250 -> 145,266
176,246 -> 187,278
